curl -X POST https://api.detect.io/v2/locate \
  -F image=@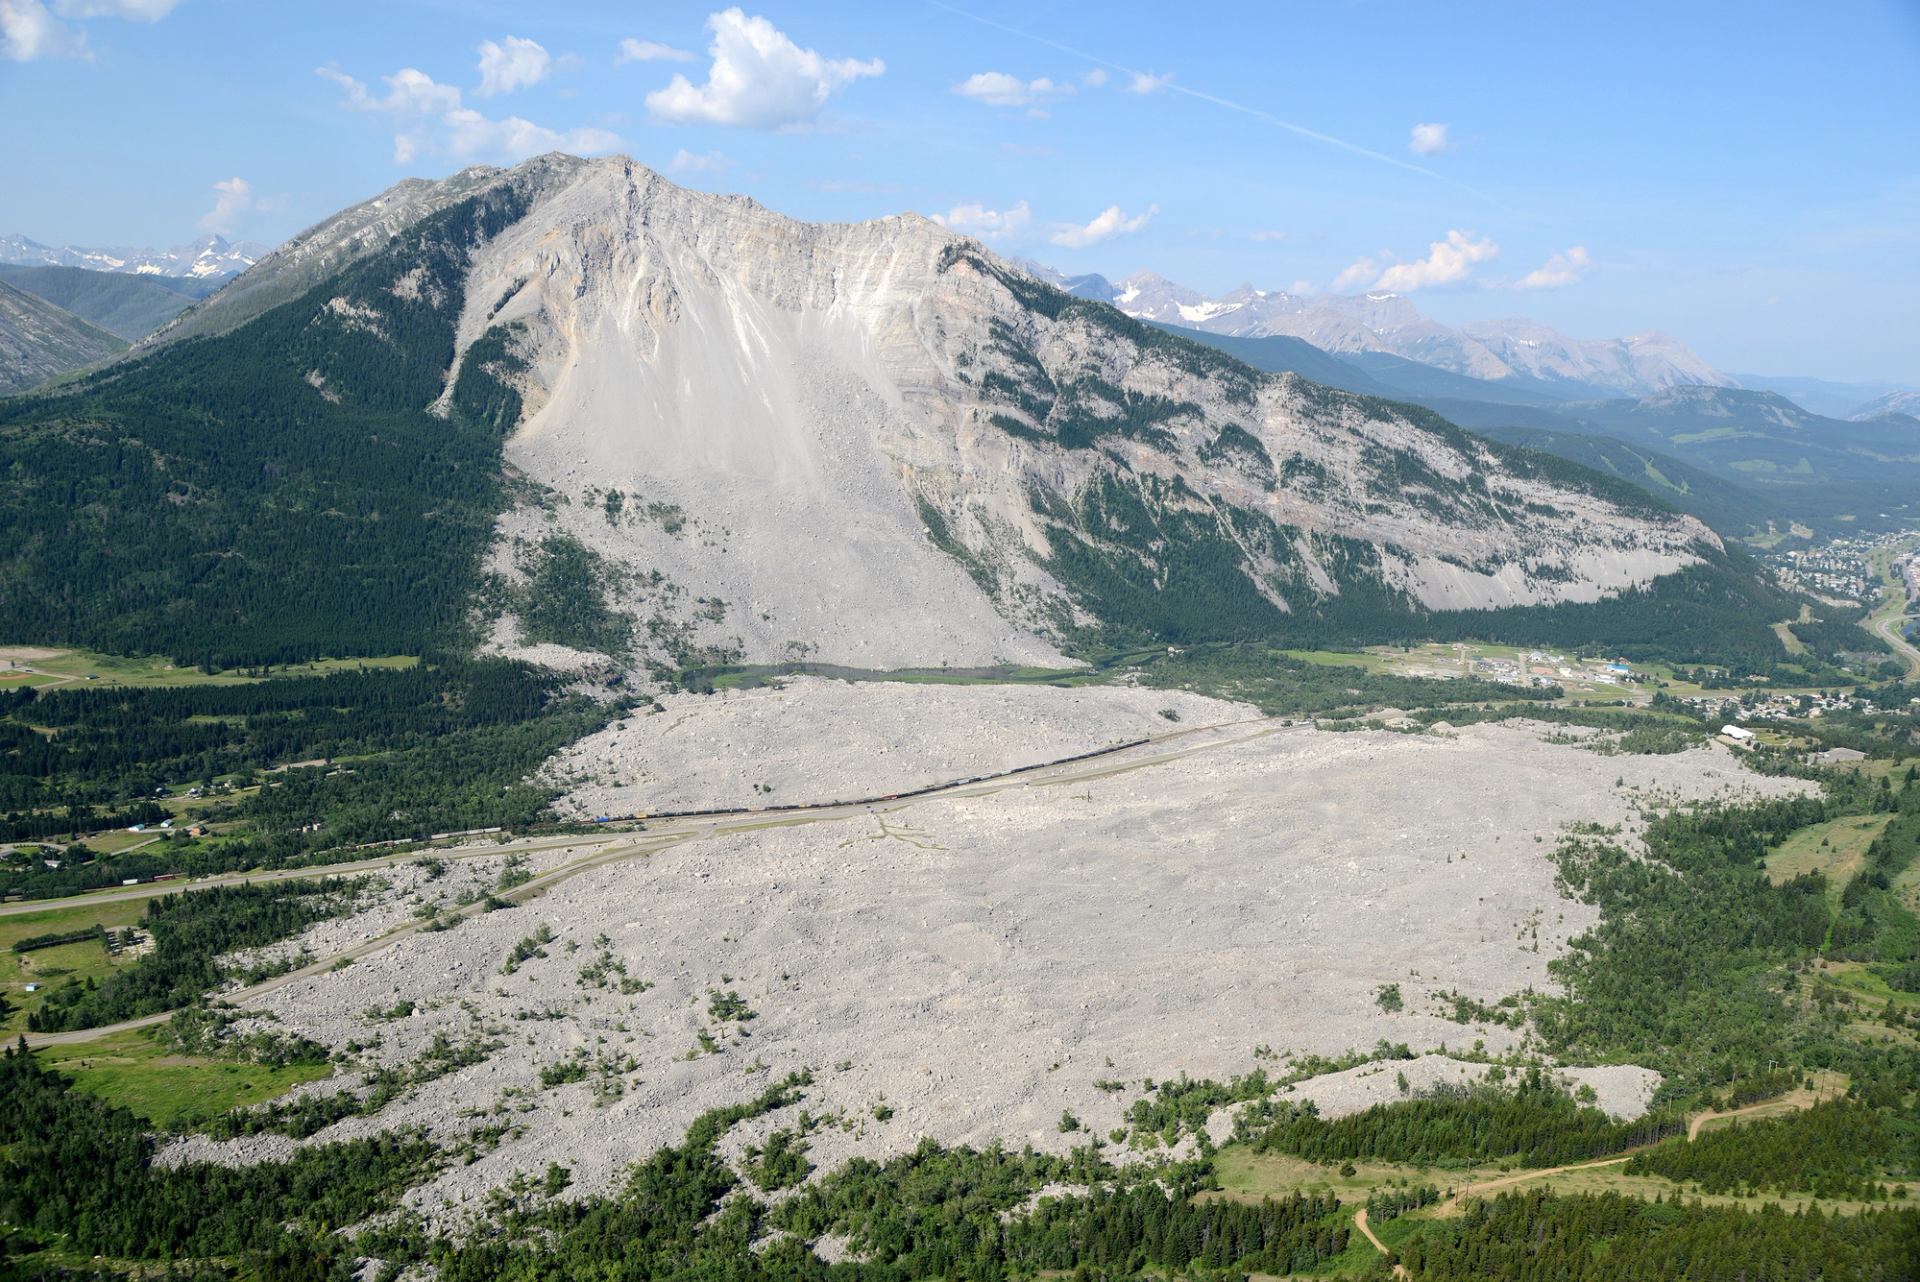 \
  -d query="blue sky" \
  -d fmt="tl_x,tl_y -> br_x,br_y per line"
3,0 -> 1916,383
